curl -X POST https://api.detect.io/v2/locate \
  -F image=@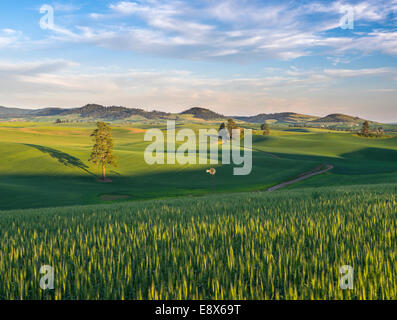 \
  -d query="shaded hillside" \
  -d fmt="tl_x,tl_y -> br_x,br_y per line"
235,112 -> 319,124
181,107 -> 225,120
31,108 -> 66,116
